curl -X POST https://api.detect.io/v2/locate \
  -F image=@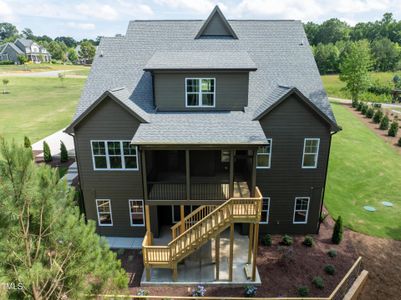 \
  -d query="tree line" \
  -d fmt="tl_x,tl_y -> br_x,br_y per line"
304,13 -> 401,74
0,23 -> 97,64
